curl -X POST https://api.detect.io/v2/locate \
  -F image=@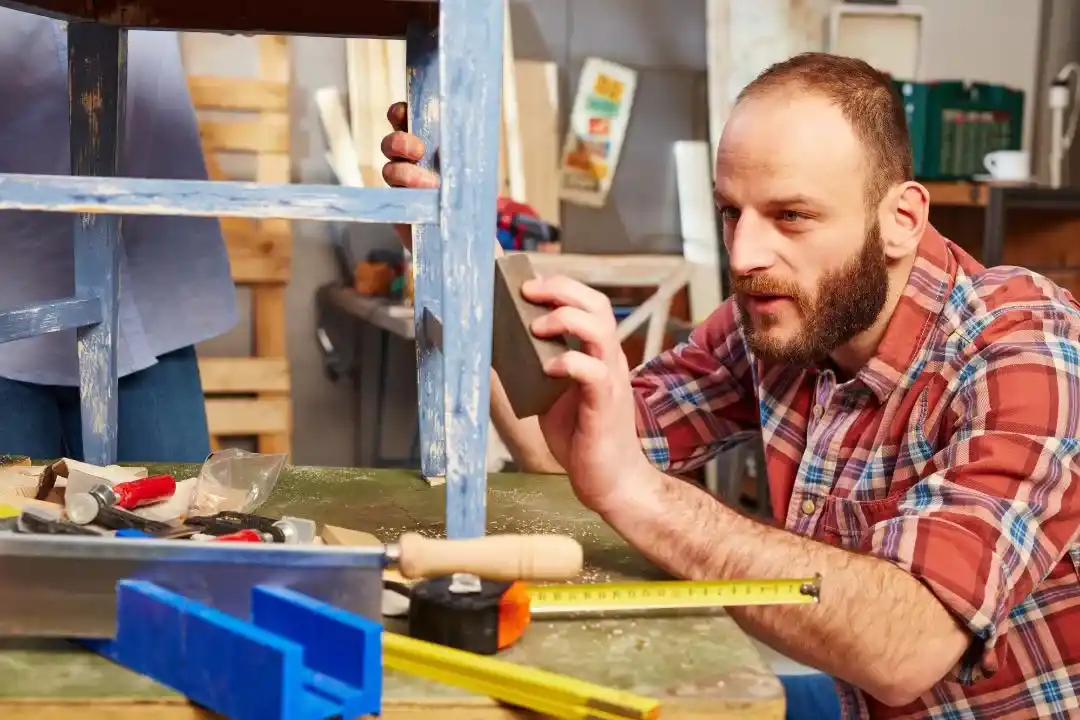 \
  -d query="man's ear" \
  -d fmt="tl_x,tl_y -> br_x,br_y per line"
878,181 -> 929,260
